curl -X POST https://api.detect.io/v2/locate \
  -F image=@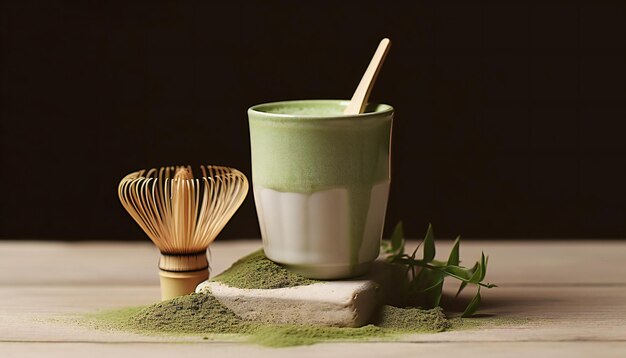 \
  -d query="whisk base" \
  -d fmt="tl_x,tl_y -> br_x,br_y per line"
159,268 -> 209,301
